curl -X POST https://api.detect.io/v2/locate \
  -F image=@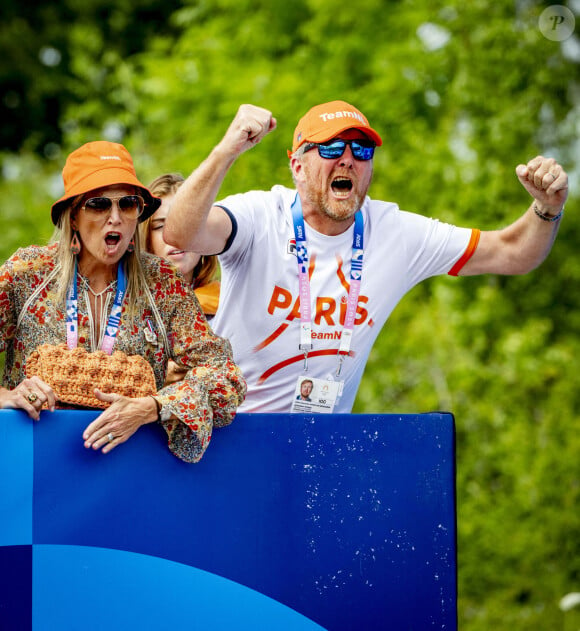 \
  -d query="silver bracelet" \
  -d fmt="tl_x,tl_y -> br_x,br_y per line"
533,202 -> 563,222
